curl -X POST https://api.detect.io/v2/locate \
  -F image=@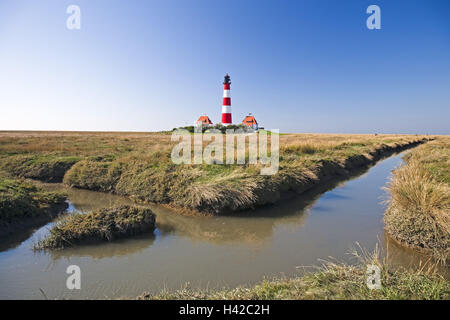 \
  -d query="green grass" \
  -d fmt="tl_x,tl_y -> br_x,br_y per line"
0,174 -> 67,227
35,205 -> 156,249
0,154 -> 81,182
62,159 -> 123,192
